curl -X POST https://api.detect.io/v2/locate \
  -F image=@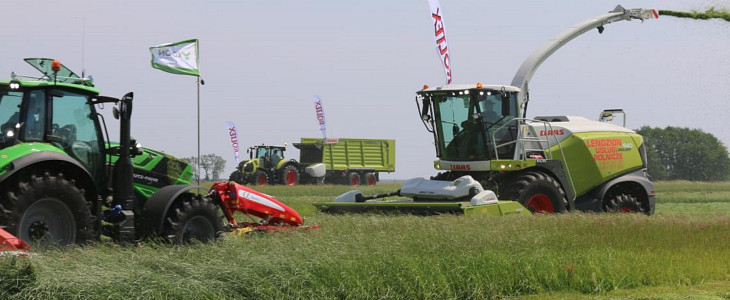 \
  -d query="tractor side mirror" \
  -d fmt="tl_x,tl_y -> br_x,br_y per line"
112,107 -> 120,120
501,94 -> 511,116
